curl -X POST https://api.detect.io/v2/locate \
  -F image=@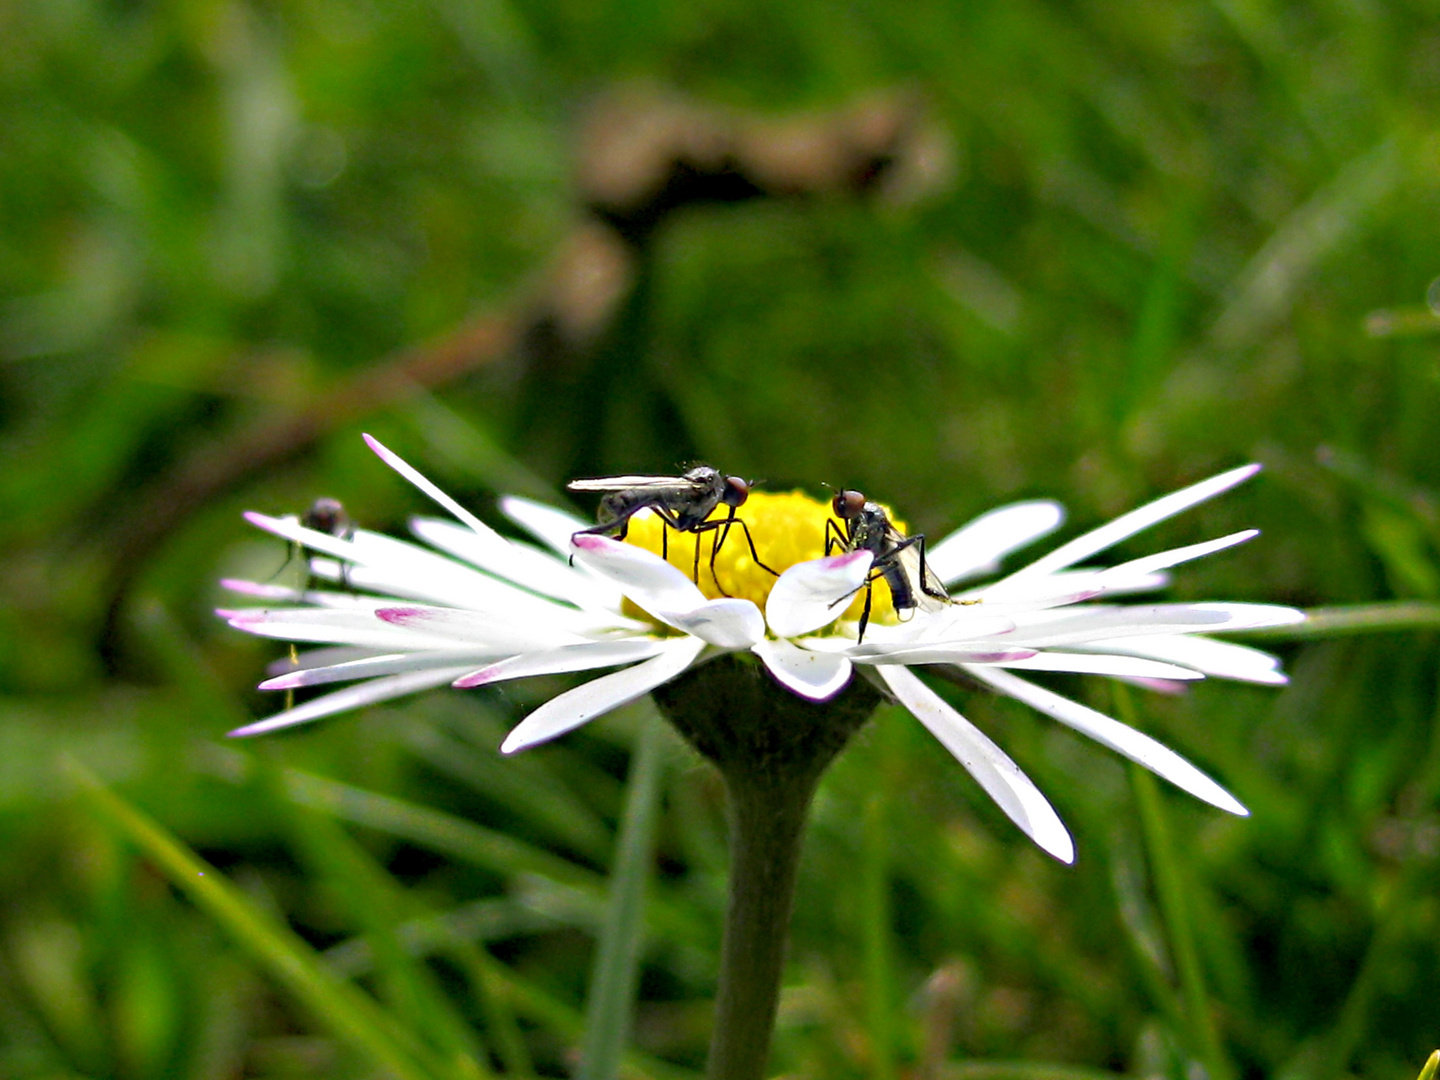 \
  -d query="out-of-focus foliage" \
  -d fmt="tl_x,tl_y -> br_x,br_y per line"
3,0 -> 1440,1077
